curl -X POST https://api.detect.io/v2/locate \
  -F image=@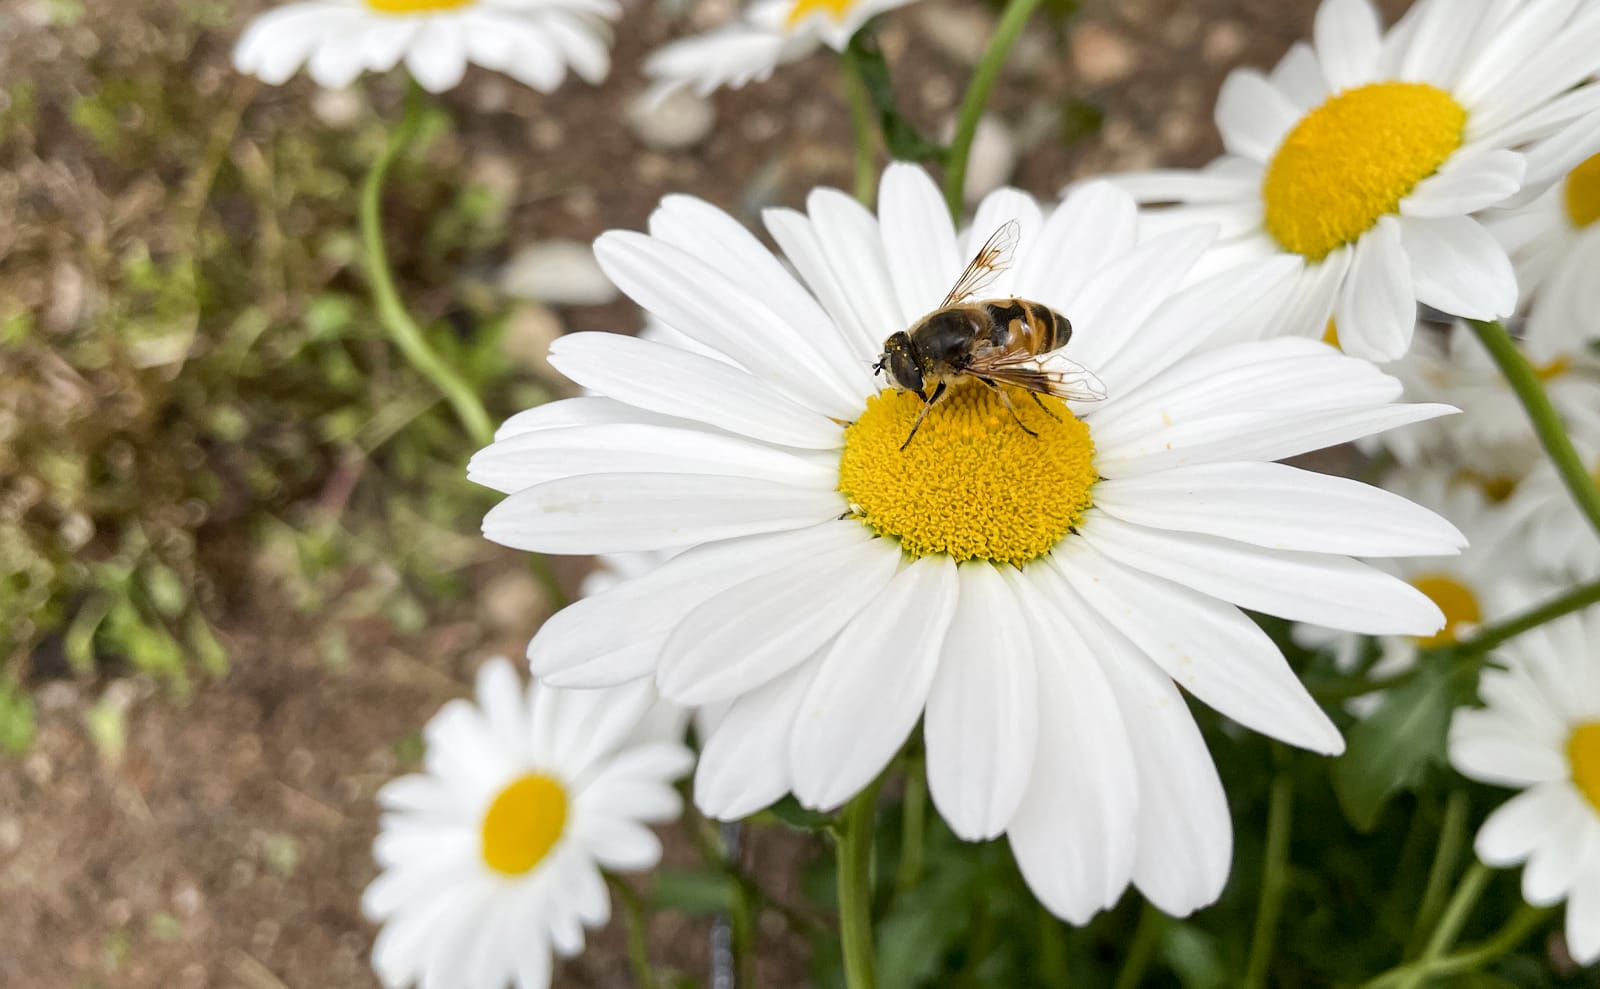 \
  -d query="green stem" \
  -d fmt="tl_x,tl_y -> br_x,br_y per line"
1243,772 -> 1294,989
1113,902 -> 1164,989
1450,577 -> 1600,658
1362,904 -> 1551,989
894,755 -> 926,897
1390,862 -> 1492,989
608,875 -> 662,989
360,83 -> 494,446
836,784 -> 882,989
840,47 -> 879,208
943,0 -> 1044,217
1467,319 -> 1600,540
1406,792 -> 1470,959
